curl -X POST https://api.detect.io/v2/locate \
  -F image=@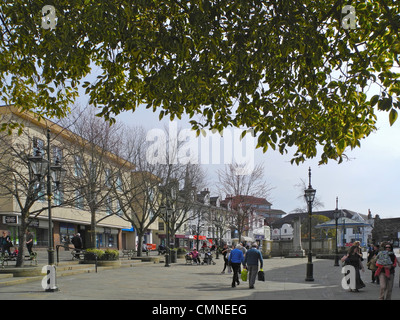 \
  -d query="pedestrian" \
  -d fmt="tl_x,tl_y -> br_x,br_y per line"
375,242 -> 397,300
189,248 -> 201,265
228,244 -> 244,288
244,242 -> 263,289
238,242 -> 247,273
25,229 -> 34,255
239,242 -> 247,256
71,233 -> 83,259
341,245 -> 365,292
1,231 -> 12,255
221,244 -> 230,273
367,244 -> 379,284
